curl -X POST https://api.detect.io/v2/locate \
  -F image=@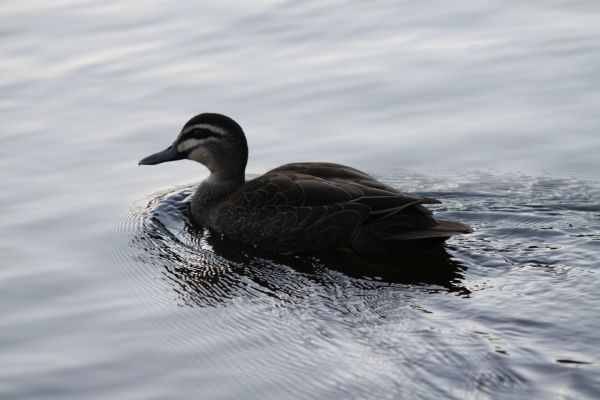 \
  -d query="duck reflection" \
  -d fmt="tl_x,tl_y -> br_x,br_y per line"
137,221 -> 468,309
205,226 -> 467,286
133,191 -> 469,309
